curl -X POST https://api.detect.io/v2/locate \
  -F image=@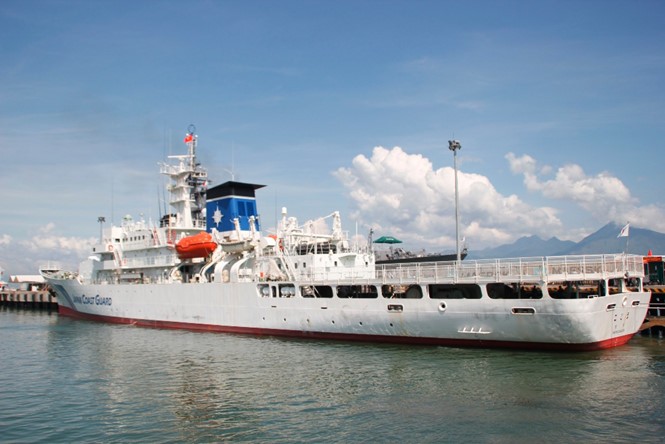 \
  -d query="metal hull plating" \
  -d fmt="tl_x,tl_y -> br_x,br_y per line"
49,278 -> 650,351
